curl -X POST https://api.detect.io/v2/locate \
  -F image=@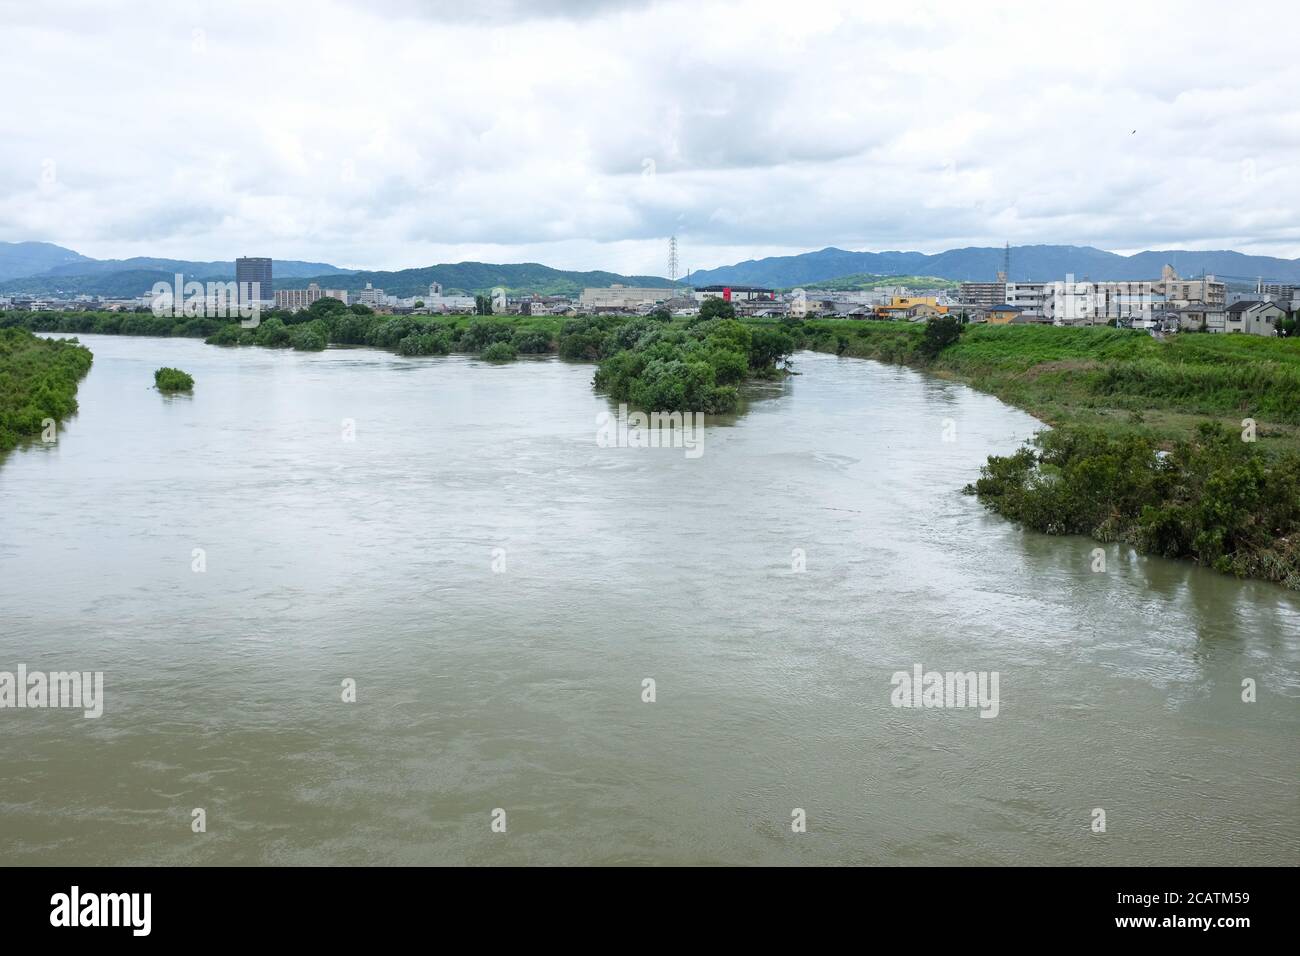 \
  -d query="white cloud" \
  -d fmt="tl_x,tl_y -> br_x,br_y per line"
1,0 -> 1297,273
